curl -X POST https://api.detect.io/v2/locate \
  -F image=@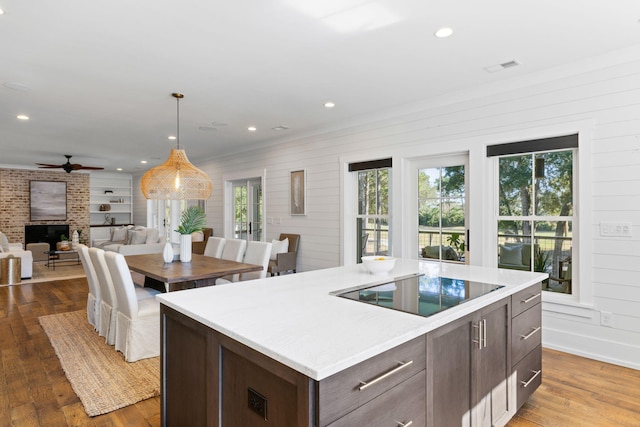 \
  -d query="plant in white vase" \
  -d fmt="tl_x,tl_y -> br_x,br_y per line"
175,206 -> 207,263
